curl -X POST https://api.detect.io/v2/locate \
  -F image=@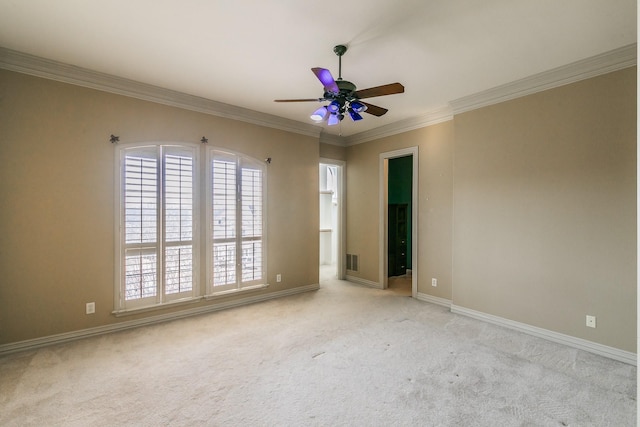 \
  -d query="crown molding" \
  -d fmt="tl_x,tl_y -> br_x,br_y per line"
343,43 -> 636,144
318,132 -> 345,146
1,44 -> 635,145
344,105 -> 453,146
0,47 -> 322,139
450,43 -> 637,115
